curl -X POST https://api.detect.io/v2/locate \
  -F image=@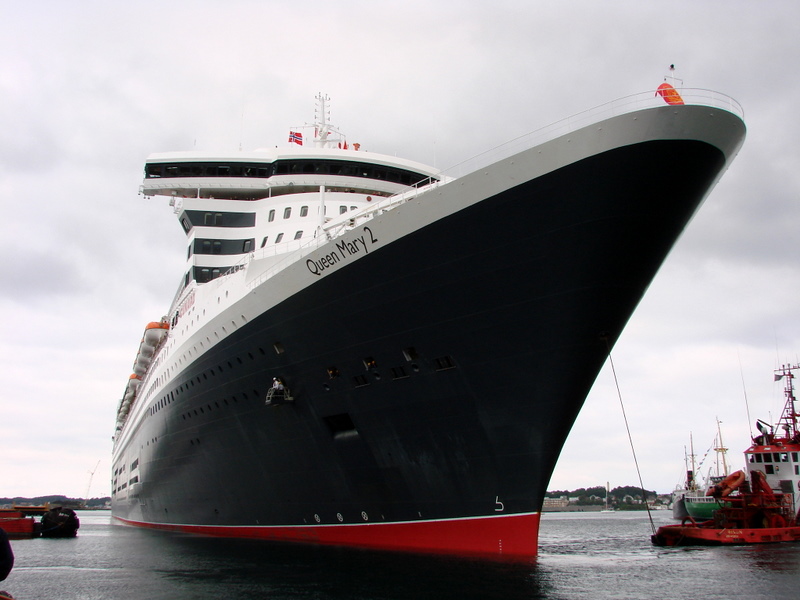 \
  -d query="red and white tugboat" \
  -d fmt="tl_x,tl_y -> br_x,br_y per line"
653,364 -> 800,546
